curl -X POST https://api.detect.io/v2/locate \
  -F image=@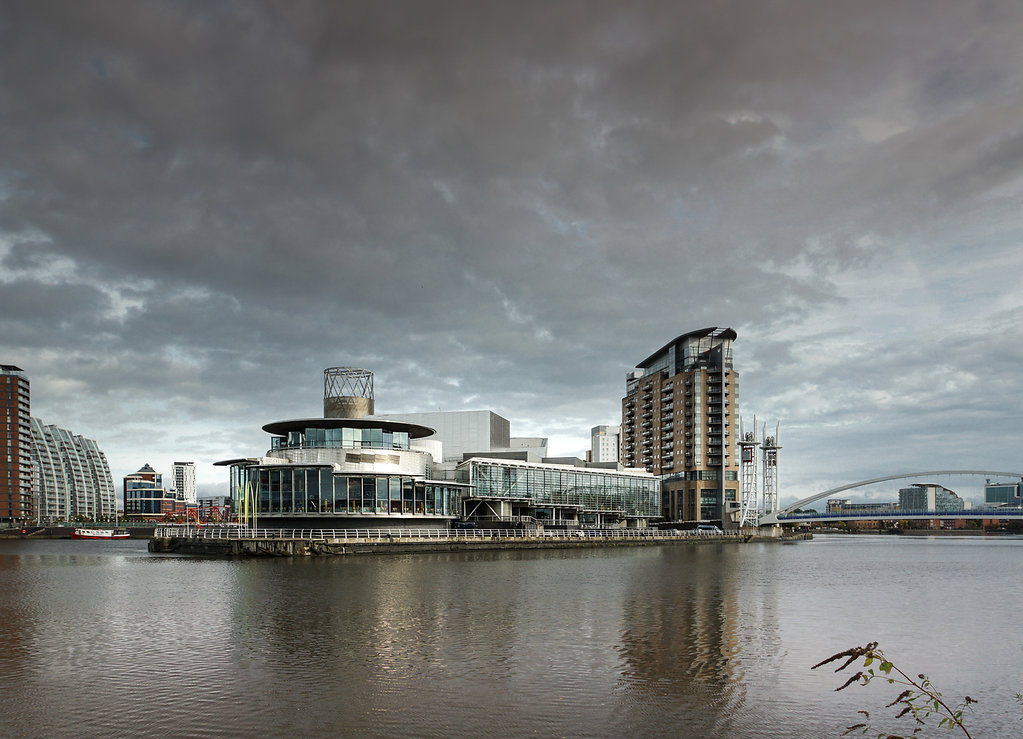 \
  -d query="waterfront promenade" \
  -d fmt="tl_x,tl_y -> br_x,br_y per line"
149,524 -> 762,556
